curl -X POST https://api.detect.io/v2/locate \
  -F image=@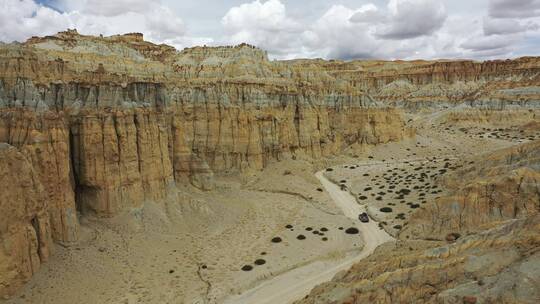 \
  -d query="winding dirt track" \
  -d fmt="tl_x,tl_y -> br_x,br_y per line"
222,171 -> 393,304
